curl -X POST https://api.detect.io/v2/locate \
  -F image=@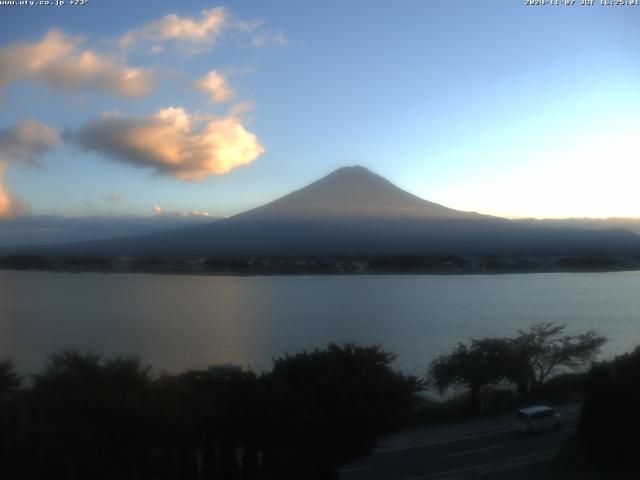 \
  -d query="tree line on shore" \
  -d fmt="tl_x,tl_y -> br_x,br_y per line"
0,322 -> 627,479
1,252 -> 637,275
